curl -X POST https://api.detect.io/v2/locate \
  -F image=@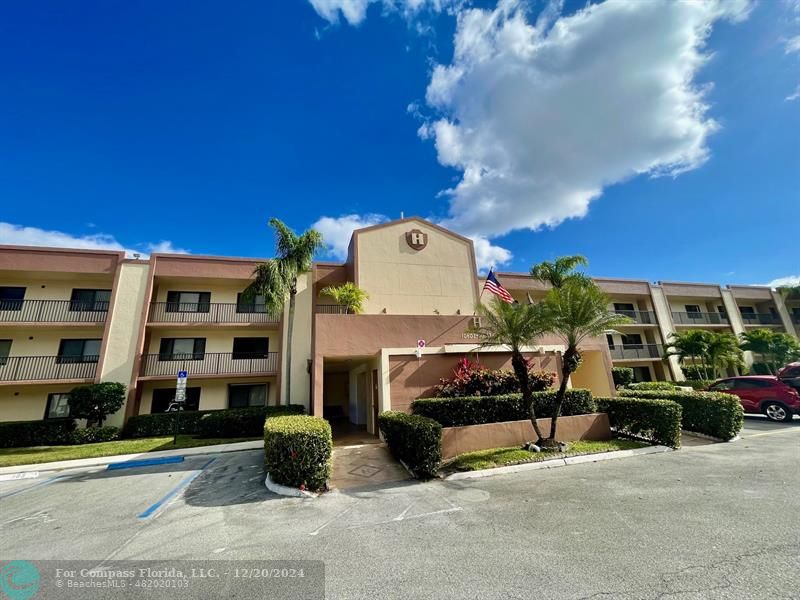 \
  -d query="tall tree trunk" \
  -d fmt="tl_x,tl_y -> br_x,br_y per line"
512,350 -> 545,443
284,279 -> 297,406
548,346 -> 579,443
